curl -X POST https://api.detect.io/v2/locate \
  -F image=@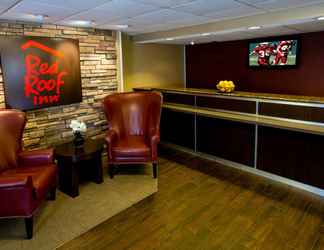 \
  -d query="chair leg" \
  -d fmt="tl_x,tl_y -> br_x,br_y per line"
109,164 -> 115,179
47,186 -> 56,200
153,163 -> 158,179
25,216 -> 33,239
